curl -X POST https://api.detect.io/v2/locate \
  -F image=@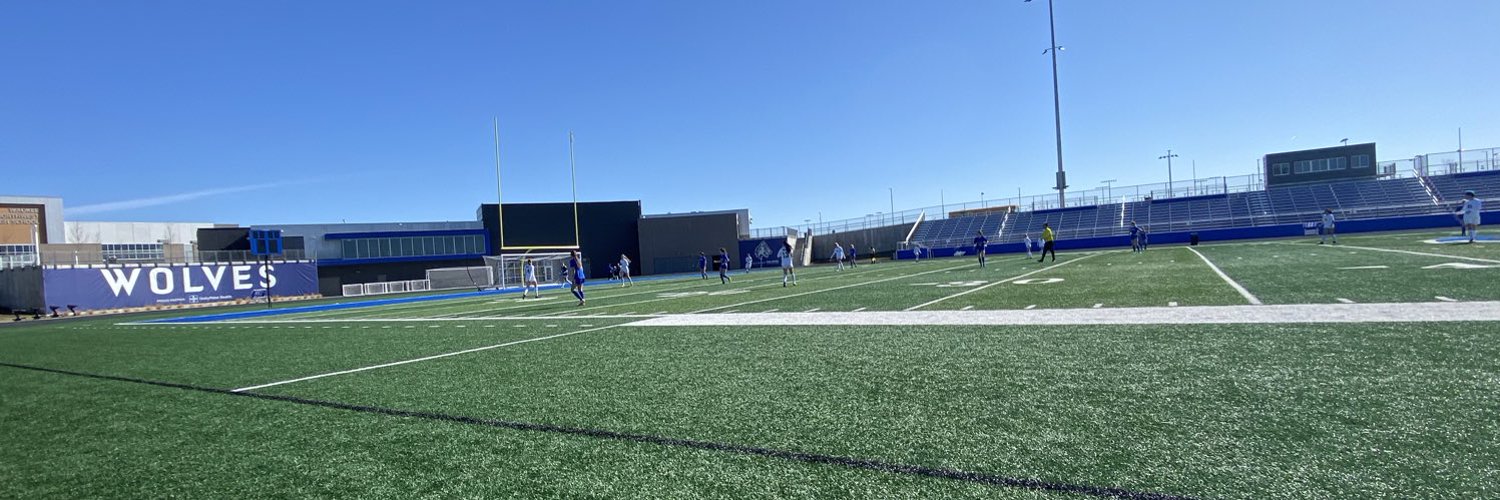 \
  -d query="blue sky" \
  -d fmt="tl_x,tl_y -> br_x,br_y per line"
3,0 -> 1497,227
